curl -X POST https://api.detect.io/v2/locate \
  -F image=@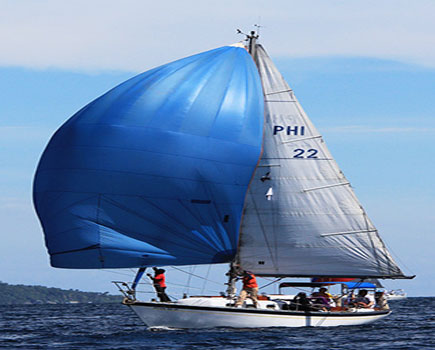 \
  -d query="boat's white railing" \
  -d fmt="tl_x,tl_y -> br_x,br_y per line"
112,281 -> 136,301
